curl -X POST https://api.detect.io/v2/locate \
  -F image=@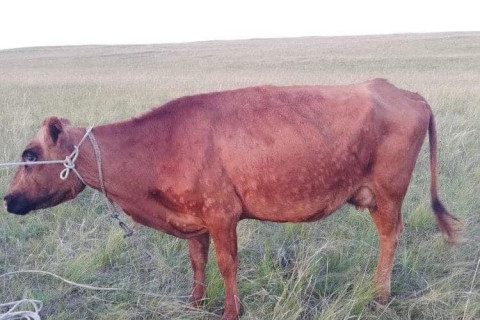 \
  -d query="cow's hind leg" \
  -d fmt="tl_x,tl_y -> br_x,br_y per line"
367,130 -> 425,302
188,233 -> 210,306
369,197 -> 403,302
366,114 -> 428,302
